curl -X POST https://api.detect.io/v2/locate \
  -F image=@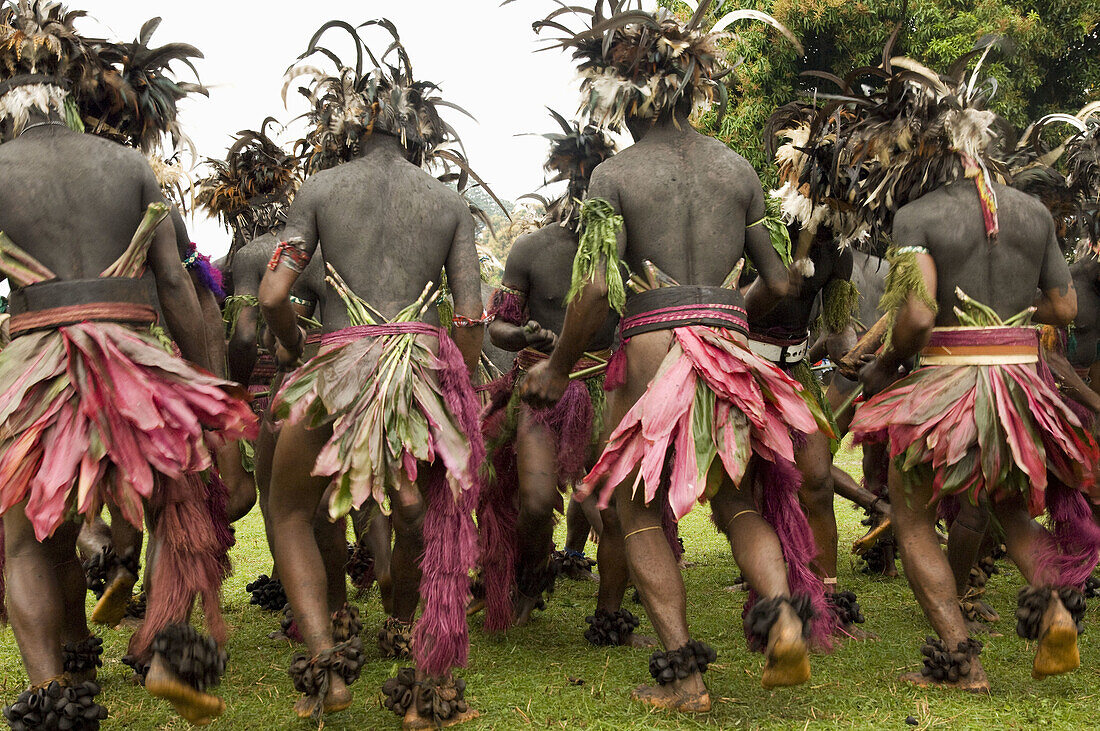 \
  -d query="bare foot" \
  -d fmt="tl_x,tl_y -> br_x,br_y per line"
403,706 -> 480,729
624,633 -> 659,649
145,654 -> 225,725
90,572 -> 136,627
631,683 -> 711,712
513,592 -> 541,627
293,673 -> 352,719
761,604 -> 810,689
852,519 -> 892,556
1033,596 -> 1080,680
466,596 -> 486,617
899,668 -> 990,693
